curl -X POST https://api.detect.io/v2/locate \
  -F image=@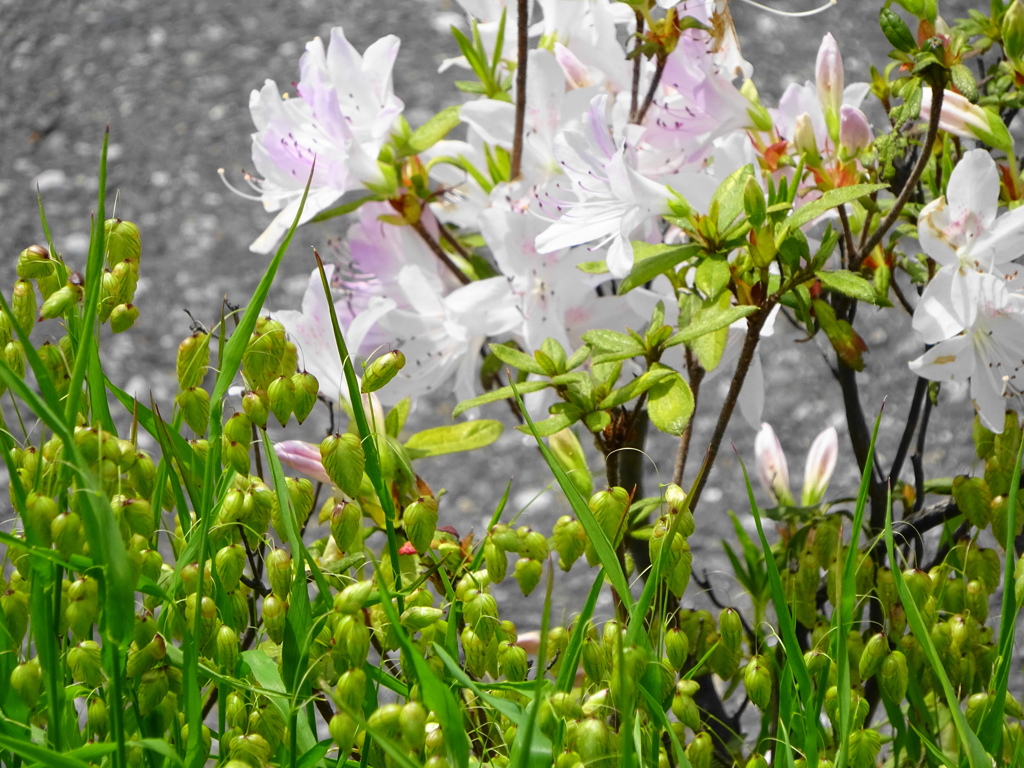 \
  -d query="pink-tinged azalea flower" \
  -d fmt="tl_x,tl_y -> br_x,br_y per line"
802,427 -> 838,506
461,49 -> 597,184
910,269 -> 1024,432
272,264 -> 394,403
363,265 -> 520,406
534,94 -> 672,278
276,440 -> 331,486
921,88 -> 1014,153
917,149 -> 1024,275
838,104 -> 872,155
536,0 -> 632,92
243,27 -> 403,254
755,423 -> 793,507
481,182 -> 631,351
